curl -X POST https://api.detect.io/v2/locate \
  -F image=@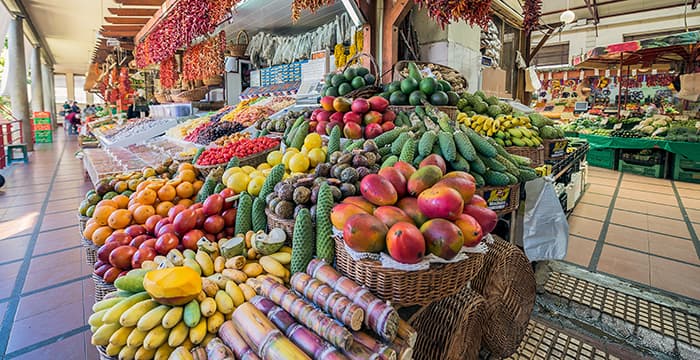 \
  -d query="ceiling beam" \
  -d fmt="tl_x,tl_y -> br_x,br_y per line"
541,0 -> 625,16
108,7 -> 158,16
102,25 -> 143,32
115,0 -> 164,6
528,26 -> 557,64
101,31 -> 140,38
0,0 -> 55,66
105,17 -> 150,24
